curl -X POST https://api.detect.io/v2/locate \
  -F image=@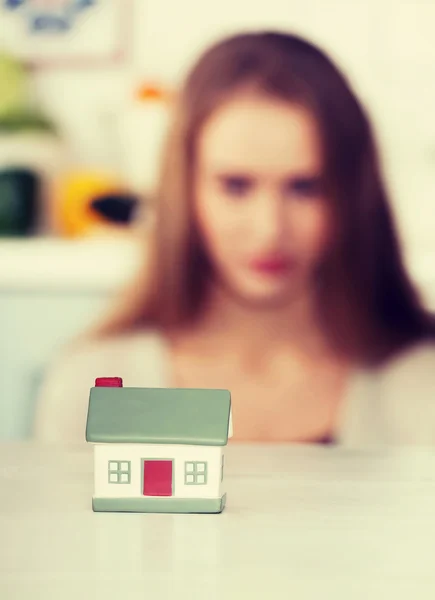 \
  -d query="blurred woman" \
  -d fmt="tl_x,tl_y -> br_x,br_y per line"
34,31 -> 435,445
